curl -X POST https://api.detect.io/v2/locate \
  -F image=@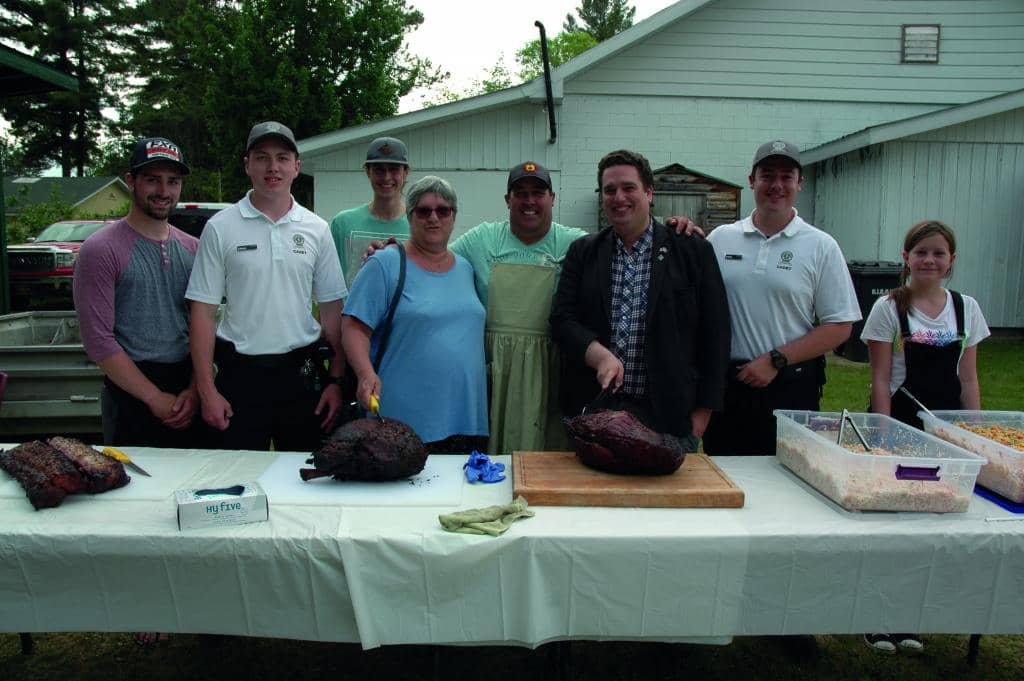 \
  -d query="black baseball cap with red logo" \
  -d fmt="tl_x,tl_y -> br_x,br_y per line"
365,137 -> 409,165
507,161 -> 552,192
129,137 -> 190,176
